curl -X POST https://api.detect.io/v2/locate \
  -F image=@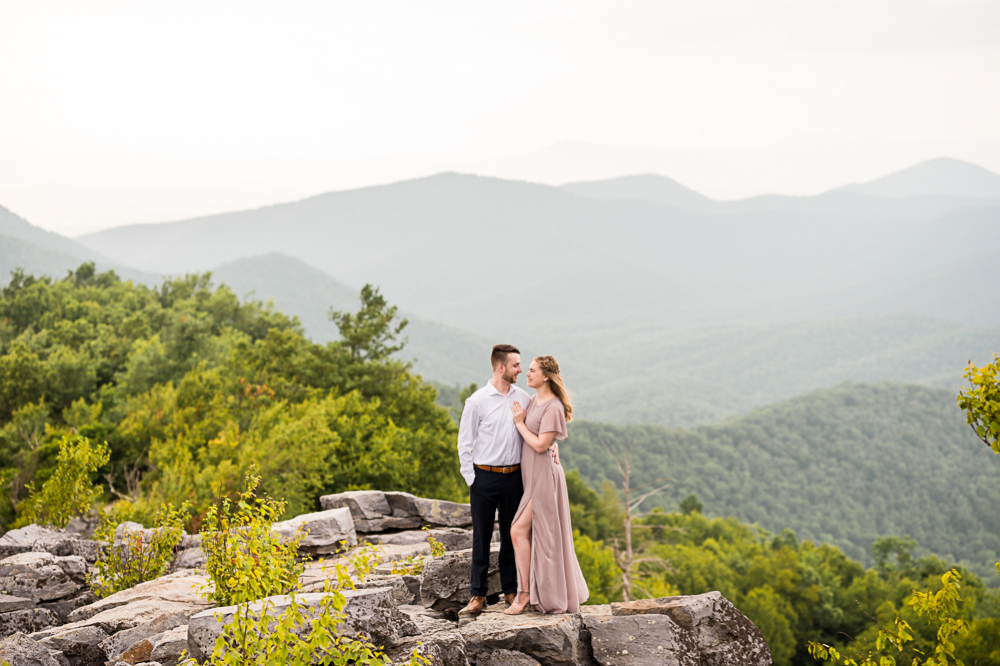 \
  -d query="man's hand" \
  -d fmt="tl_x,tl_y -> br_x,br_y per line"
511,401 -> 526,424
551,442 -> 560,466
